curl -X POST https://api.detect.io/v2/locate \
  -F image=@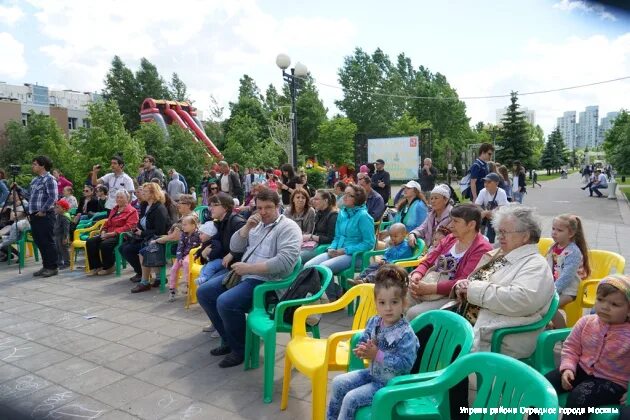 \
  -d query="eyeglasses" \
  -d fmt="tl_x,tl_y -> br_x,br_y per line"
497,229 -> 526,237
345,193 -> 356,198
210,187 -> 218,191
